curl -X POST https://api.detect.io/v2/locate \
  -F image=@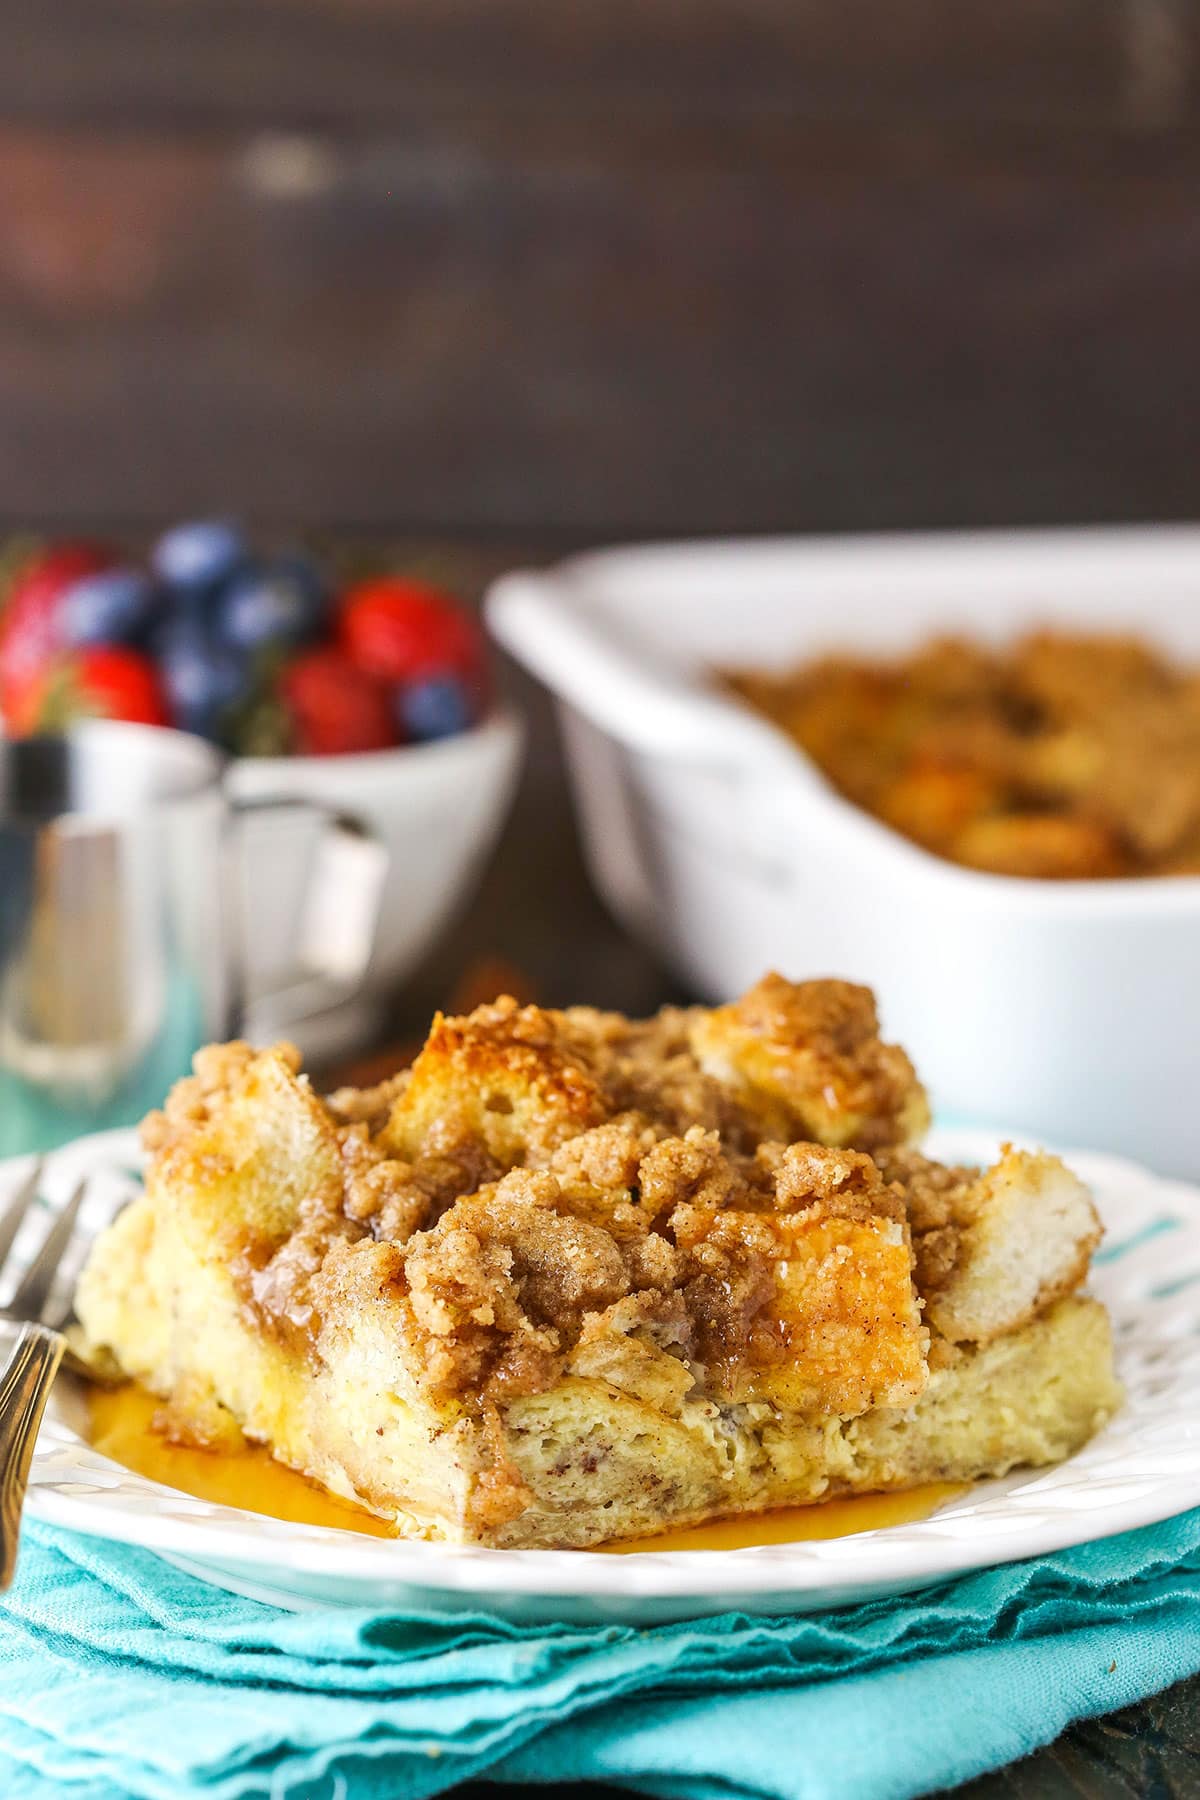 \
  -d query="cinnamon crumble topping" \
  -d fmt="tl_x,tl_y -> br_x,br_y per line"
139,977 -> 938,1415
874,1146 -> 981,1299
